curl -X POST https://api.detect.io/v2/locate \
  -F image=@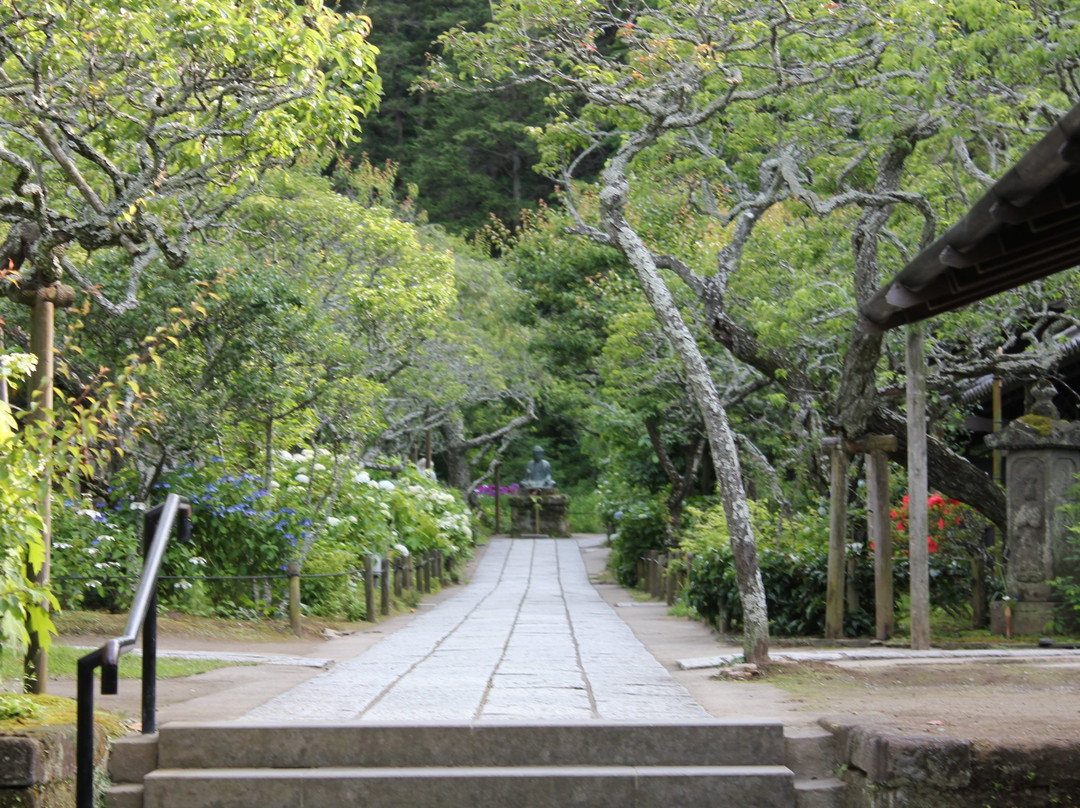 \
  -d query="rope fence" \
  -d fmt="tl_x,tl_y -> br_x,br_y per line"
53,550 -> 450,636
